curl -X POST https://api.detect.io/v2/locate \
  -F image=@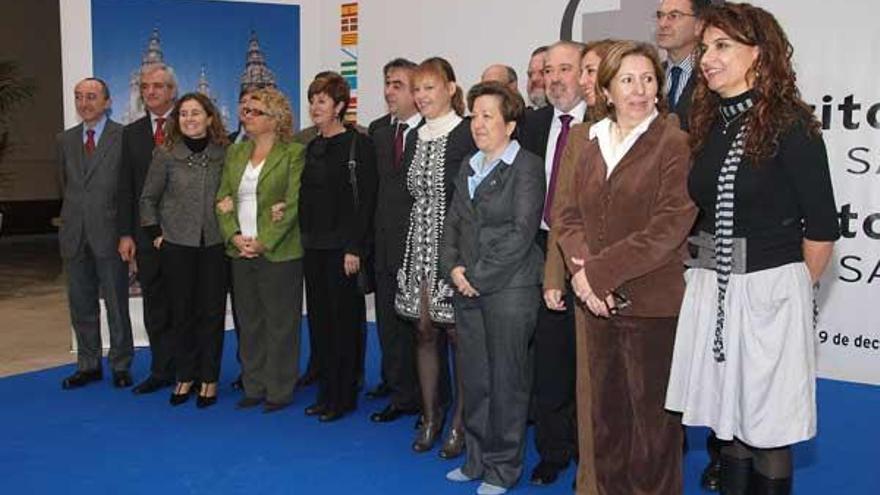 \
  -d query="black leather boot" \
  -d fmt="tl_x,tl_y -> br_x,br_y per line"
750,471 -> 792,495
701,432 -> 724,491
719,455 -> 752,495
